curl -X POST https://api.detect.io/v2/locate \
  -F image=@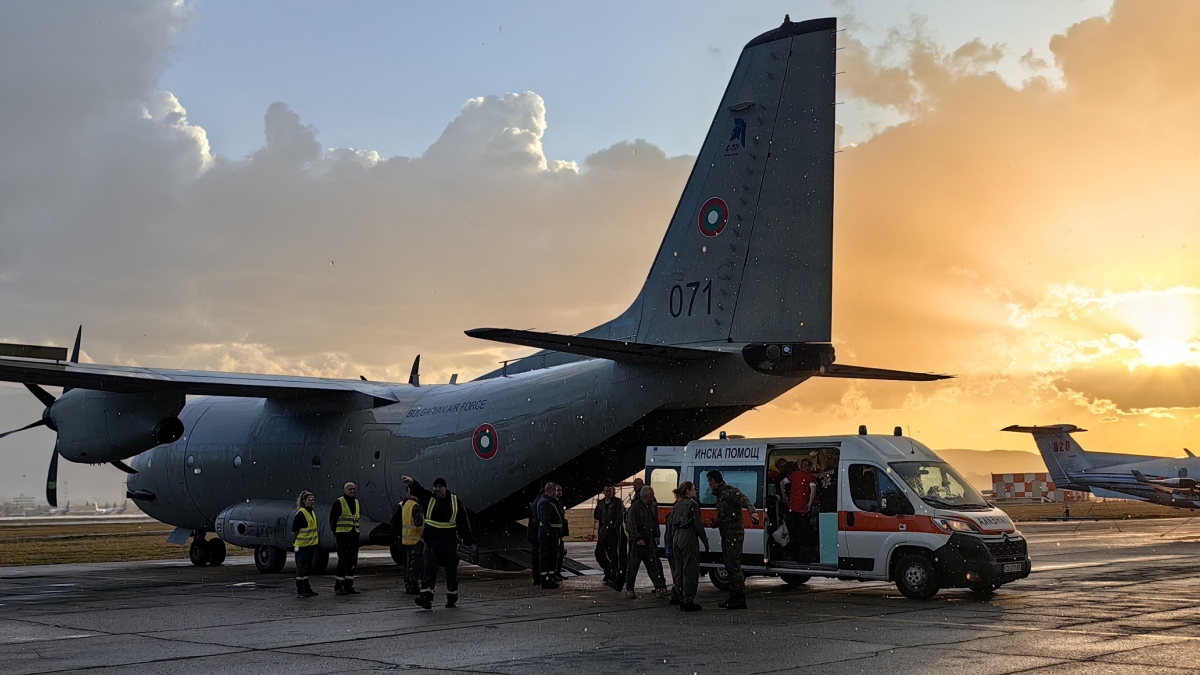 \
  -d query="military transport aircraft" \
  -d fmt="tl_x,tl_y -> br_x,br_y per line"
1005,424 -> 1200,508
0,17 -> 948,573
